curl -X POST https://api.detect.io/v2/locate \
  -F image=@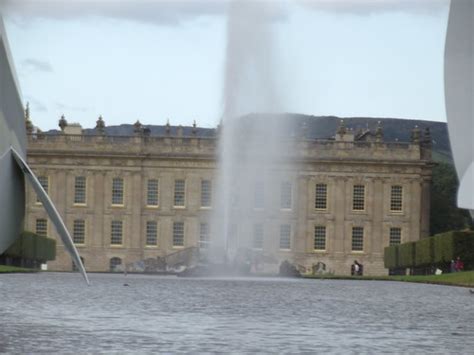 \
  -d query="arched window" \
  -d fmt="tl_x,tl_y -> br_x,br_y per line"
109,257 -> 122,272
72,257 -> 85,271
